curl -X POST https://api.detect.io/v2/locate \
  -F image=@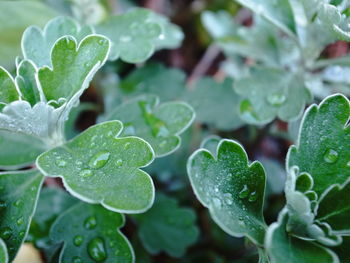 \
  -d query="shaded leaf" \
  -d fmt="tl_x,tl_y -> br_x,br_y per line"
0,239 -> 8,263
0,67 -> 19,105
37,121 -> 155,213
